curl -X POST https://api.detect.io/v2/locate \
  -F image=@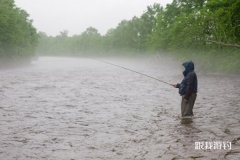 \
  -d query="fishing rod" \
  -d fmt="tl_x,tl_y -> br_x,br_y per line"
92,58 -> 174,86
